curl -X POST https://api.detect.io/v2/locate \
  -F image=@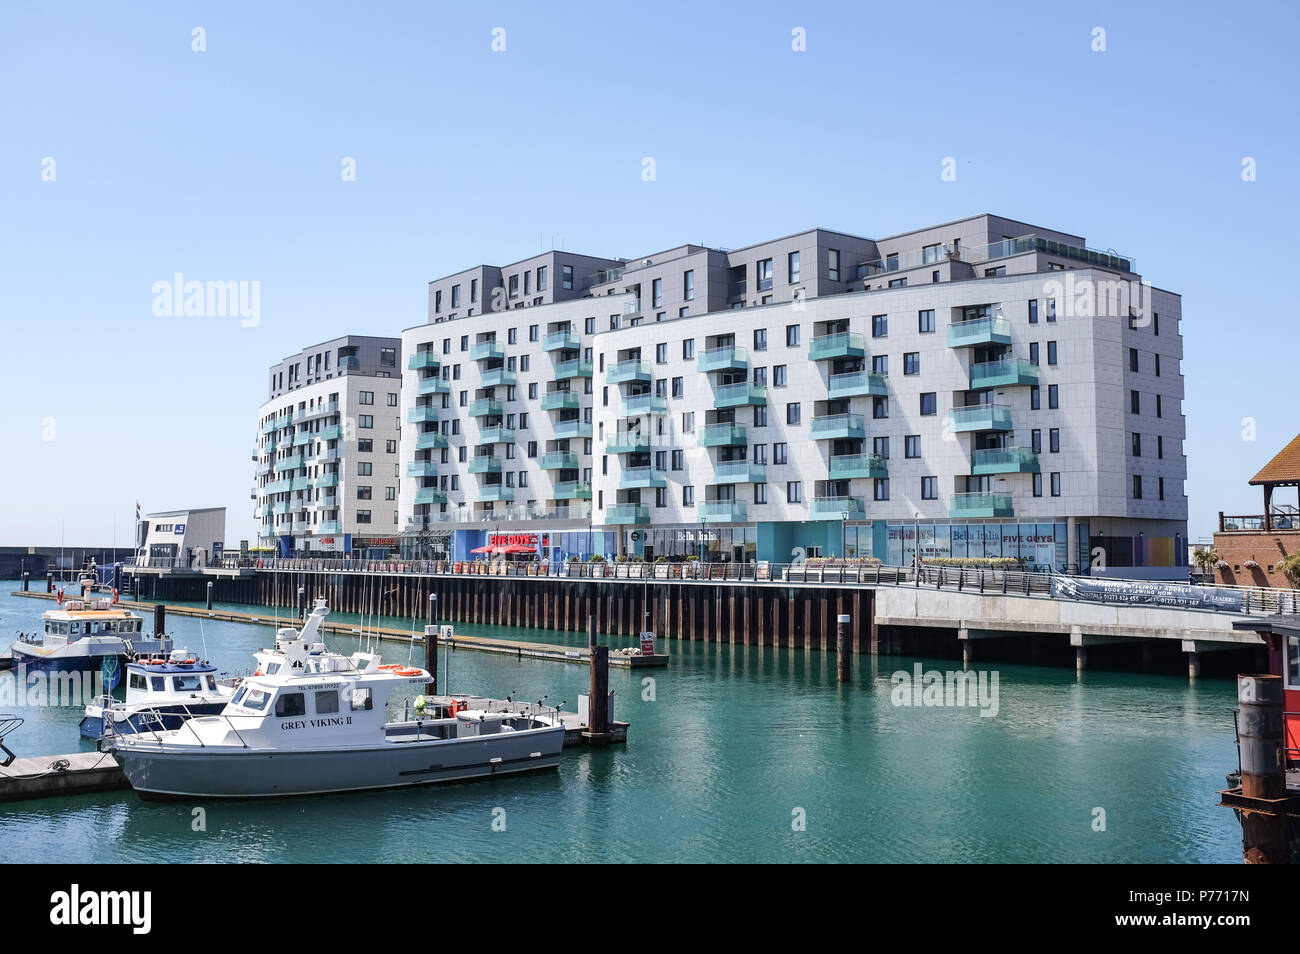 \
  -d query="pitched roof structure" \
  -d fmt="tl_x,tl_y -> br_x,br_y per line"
1250,433 -> 1300,485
